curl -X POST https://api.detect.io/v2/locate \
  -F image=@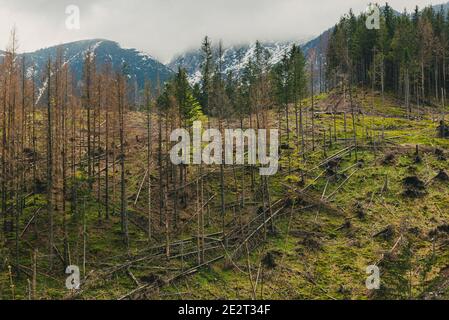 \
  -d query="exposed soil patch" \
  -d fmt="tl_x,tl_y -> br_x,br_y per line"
139,274 -> 165,286
291,229 -> 324,252
299,237 -> 323,252
290,230 -> 324,239
354,202 -> 365,220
